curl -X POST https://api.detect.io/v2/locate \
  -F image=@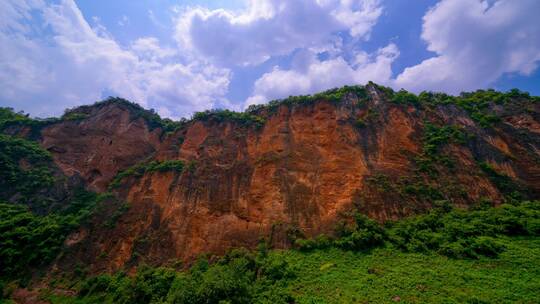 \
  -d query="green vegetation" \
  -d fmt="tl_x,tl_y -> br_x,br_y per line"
0,107 -> 58,139
421,123 -> 466,157
364,174 -> 446,204
0,113 -> 119,293
1,86 -> 540,303
297,213 -> 386,252
47,247 -> 295,304
0,134 -> 54,205
296,201 -> 539,259
385,87 -> 539,128
478,162 -> 527,202
5,85 -> 538,139
414,122 -> 467,175
354,109 -> 379,129
192,109 -> 265,128
42,201 -> 540,304
391,89 -> 420,105
418,91 -> 456,105
281,238 -> 539,303
0,190 -> 109,283
63,97 -> 183,133
420,88 -> 539,128
109,160 -> 186,189
103,202 -> 130,229
246,85 -> 369,114
0,108 -> 36,131
61,112 -> 89,121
